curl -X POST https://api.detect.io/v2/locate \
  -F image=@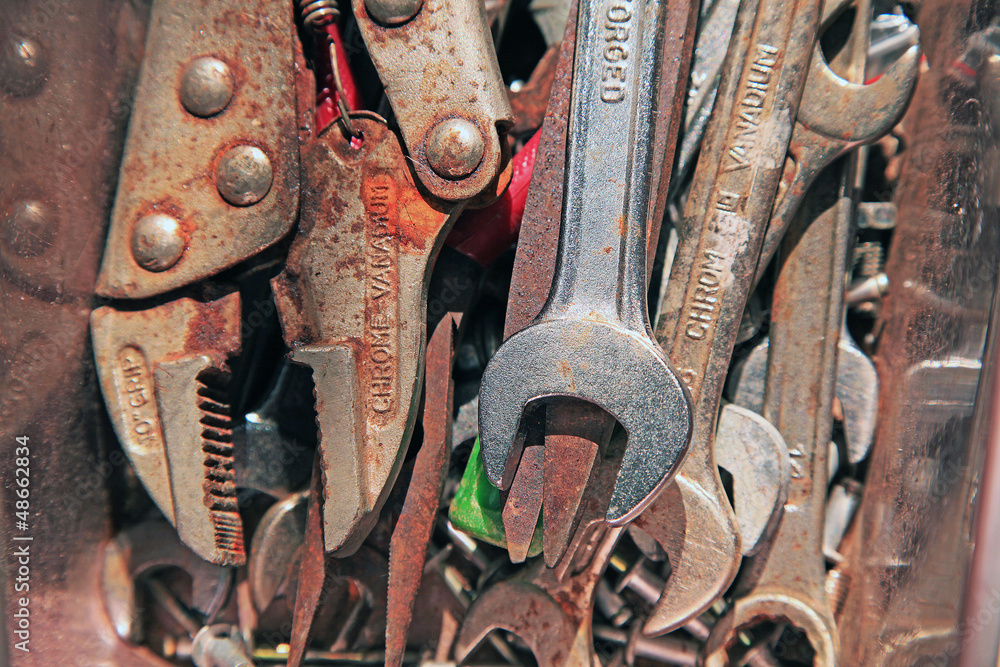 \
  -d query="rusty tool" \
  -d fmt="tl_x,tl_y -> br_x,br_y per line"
703,155 -> 855,667
352,0 -> 514,202
644,0 -> 919,635
477,0 -> 693,529
94,0 -> 300,299
456,430 -> 630,666
271,117 -> 463,555
92,294 -> 246,566
385,312 -> 461,667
